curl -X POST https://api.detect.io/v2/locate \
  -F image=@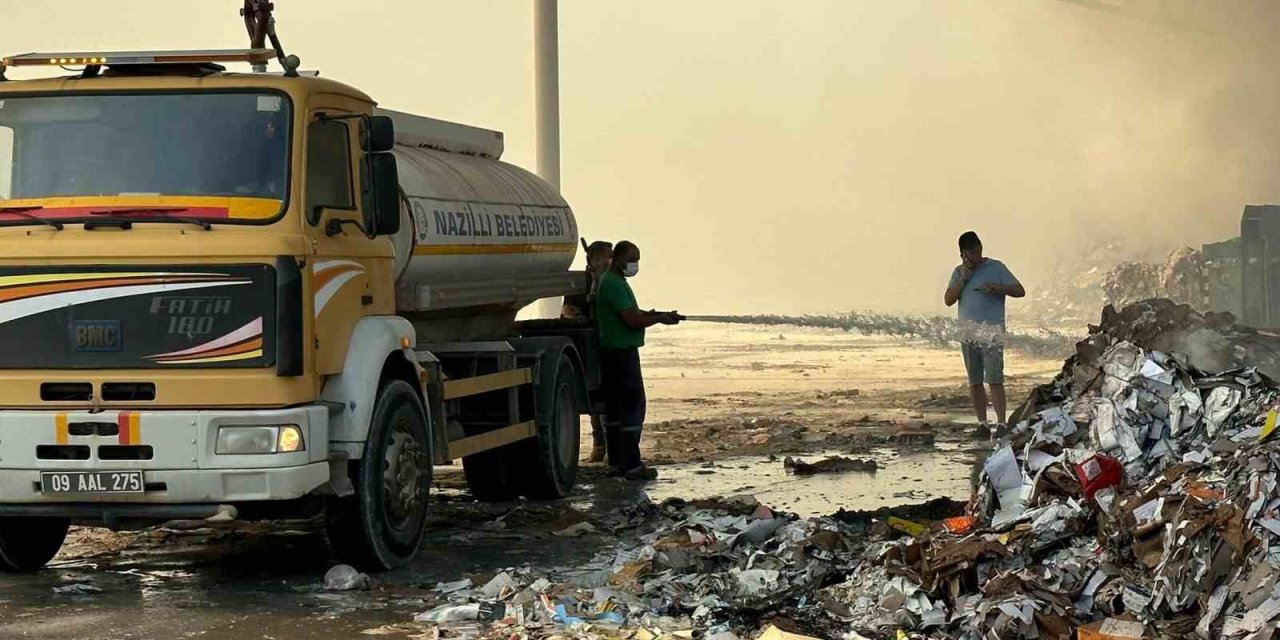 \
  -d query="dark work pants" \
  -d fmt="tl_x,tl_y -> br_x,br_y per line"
601,347 -> 646,471
590,414 -> 606,448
